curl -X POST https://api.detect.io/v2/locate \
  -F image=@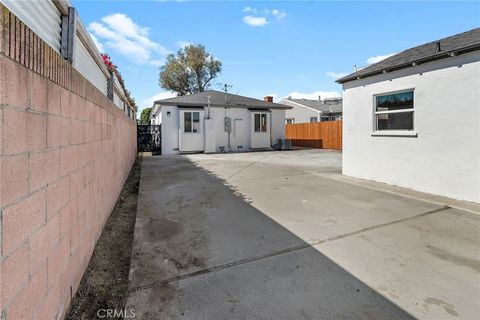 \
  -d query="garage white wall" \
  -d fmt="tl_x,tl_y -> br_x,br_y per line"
342,52 -> 480,203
